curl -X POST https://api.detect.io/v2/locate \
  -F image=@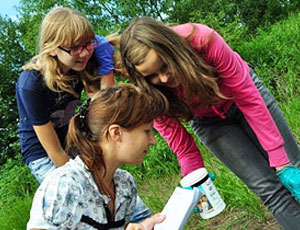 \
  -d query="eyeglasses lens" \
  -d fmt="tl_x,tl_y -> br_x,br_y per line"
70,39 -> 98,56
